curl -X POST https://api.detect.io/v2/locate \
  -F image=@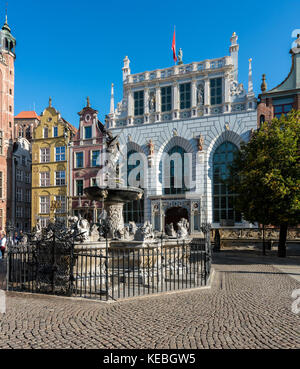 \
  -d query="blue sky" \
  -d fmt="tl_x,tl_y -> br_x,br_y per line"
9,0 -> 300,126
